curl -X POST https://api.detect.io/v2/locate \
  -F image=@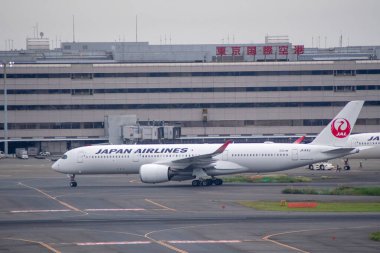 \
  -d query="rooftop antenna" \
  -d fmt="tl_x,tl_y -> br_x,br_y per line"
73,15 -> 75,43
135,15 -> 138,42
